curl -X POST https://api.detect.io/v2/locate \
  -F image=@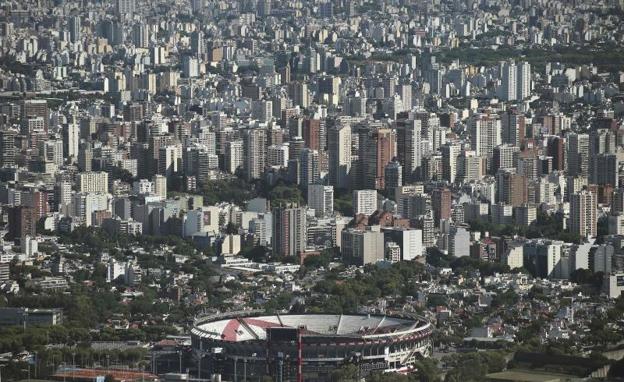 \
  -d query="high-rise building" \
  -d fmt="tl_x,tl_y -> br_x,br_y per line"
79,172 -> 109,194
196,150 -> 219,185
341,228 -> 385,265
308,184 -> 334,218
98,19 -> 124,46
182,56 -> 199,78
63,121 -> 79,163
328,122 -> 351,189
383,228 -> 423,260
384,161 -> 403,197
523,240 -> 564,279
592,244 -> 614,273
591,153 -> 619,188
496,169 -> 528,207
491,203 -> 513,225
514,204 -> 537,226
78,144 -> 93,172
517,62 -> 532,100
415,214 -> 435,248
612,188 -> 624,214
358,126 -> 396,190
116,0 -> 136,15
459,151 -> 485,182
71,192 -> 109,228
153,175 -> 167,199
441,143 -> 461,183
252,100 -> 273,122
289,82 -> 309,109
257,0 -> 272,17
267,144 -> 289,167
319,1 -> 334,18
0,262 -> 9,281
303,118 -> 325,151
517,155 -> 540,180
426,68 -> 443,95
132,23 -> 150,48
469,113 -> 501,169
501,110 -> 526,146
299,148 -> 320,187
346,0 -> 357,16
0,129 -> 17,167
225,140 -> 244,174
190,30 -> 204,57
546,136 -> 565,171
589,128 -> 616,157
22,100 -> 48,131
500,61 -> 517,101
272,204 -> 306,258
395,184 -> 424,216
317,75 -> 341,105
385,242 -> 401,263
500,61 -> 530,101
69,15 -> 81,43
243,129 -> 267,181
570,190 -> 597,238
6,206 -> 37,241
353,189 -> 378,217
399,83 -> 413,110
55,181 -> 73,212
432,188 -> 451,226
396,119 -> 423,182
542,114 -> 571,135
158,145 -> 182,177
567,133 -> 590,177
40,139 -> 64,167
